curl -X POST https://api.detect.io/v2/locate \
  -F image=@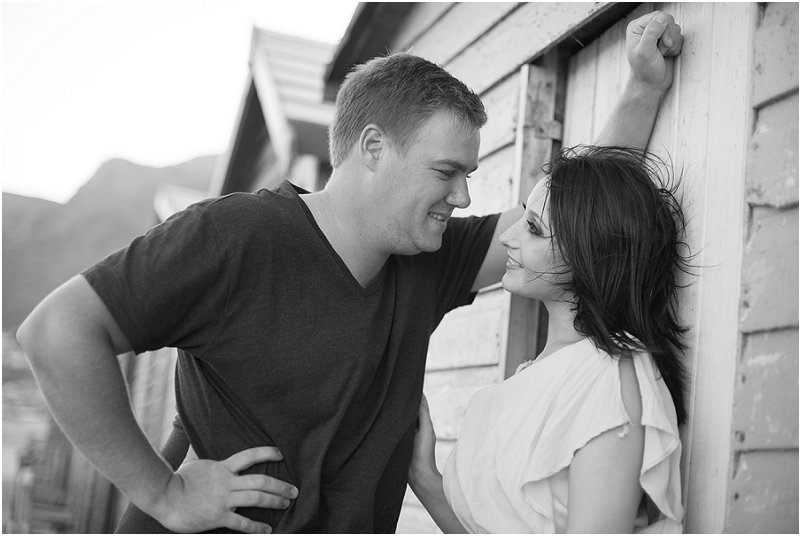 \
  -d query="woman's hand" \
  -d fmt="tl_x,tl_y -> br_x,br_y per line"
409,394 -> 440,491
626,11 -> 684,94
